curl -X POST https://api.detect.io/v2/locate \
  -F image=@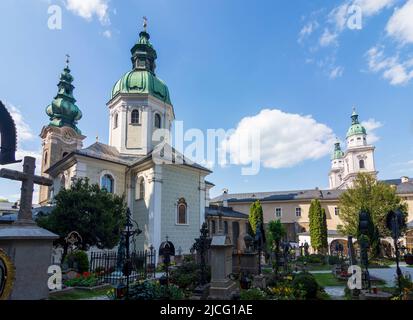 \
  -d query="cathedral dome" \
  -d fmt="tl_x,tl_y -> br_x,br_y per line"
346,109 -> 366,138
111,70 -> 171,104
110,27 -> 172,105
46,59 -> 82,134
